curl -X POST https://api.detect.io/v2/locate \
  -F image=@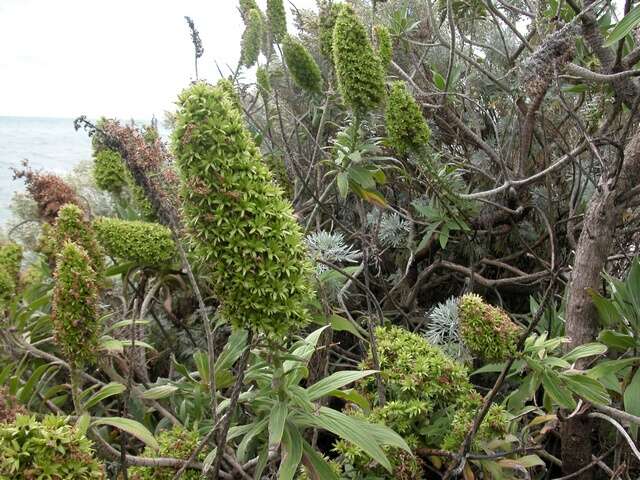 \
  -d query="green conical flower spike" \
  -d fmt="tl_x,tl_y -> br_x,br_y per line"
240,9 -> 263,67
374,24 -> 392,71
266,0 -> 287,43
51,242 -> 100,365
282,35 -> 323,94
93,148 -> 128,194
54,204 -> 104,276
333,5 -> 386,114
385,81 -> 431,156
318,2 -> 341,65
0,243 -> 22,309
173,81 -> 313,337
